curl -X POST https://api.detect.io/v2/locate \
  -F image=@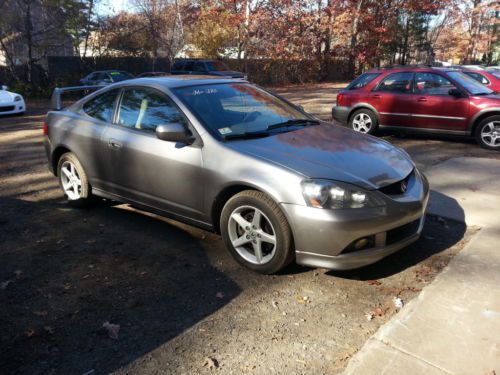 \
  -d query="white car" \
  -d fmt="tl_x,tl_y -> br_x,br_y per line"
0,85 -> 25,115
